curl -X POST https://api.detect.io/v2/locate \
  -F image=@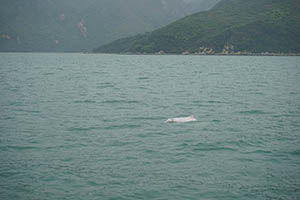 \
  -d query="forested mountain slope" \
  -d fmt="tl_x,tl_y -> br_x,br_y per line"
94,0 -> 300,54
